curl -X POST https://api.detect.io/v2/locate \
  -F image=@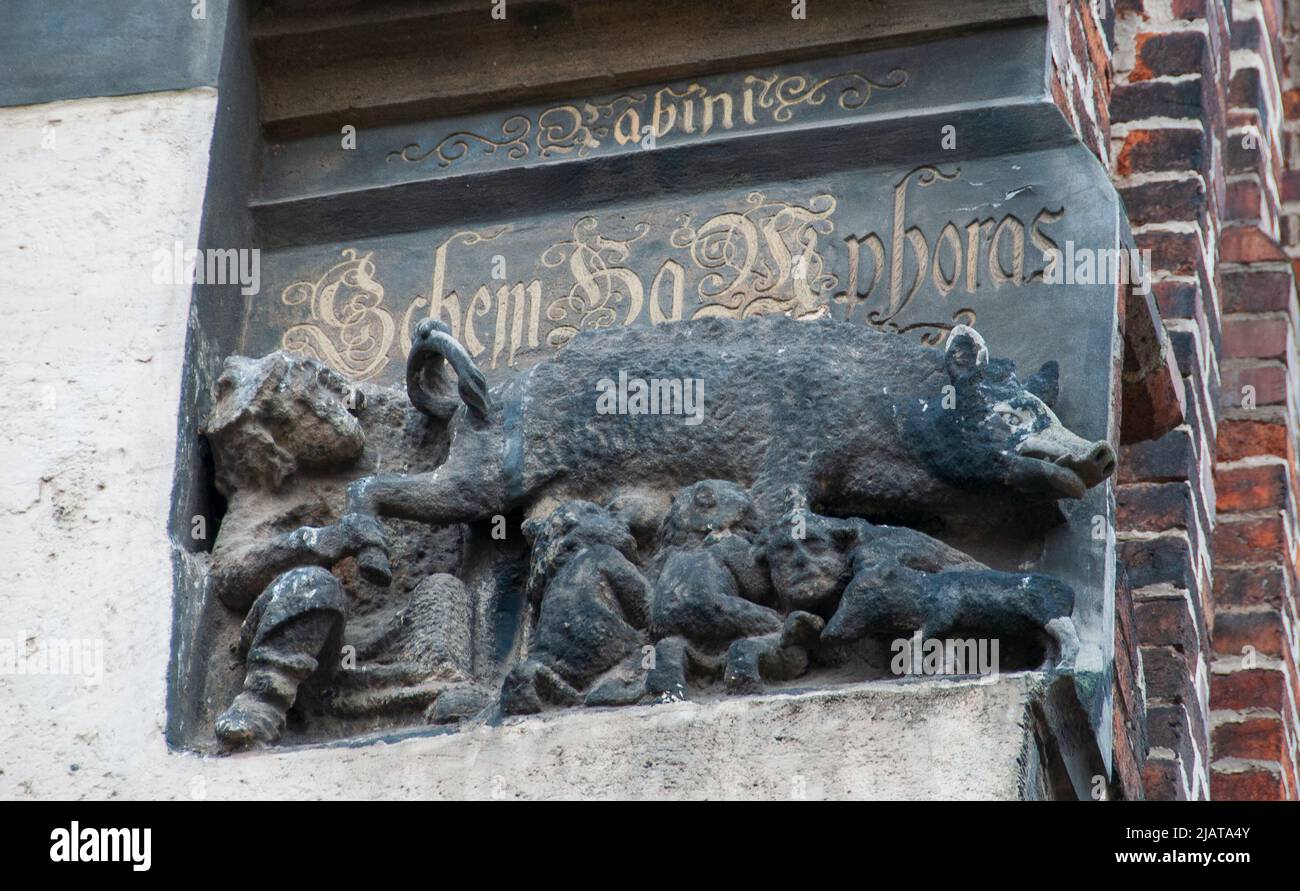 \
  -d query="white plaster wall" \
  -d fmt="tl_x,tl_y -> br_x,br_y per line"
0,89 -> 218,798
0,88 -> 1047,802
